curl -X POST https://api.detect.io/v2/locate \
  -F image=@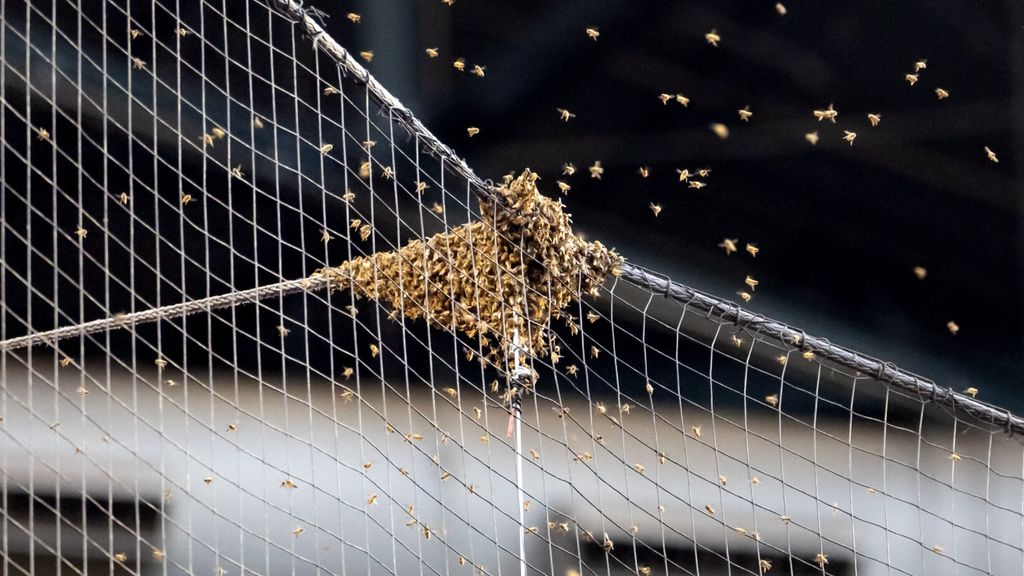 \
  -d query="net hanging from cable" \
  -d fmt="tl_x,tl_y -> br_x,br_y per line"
1,1 -> 1023,575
